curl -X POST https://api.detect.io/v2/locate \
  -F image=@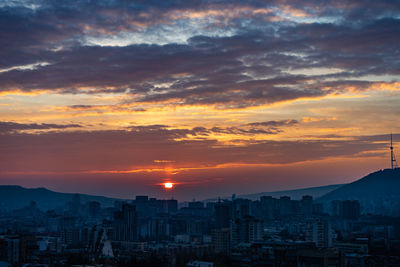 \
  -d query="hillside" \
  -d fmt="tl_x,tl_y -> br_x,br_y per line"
0,185 -> 121,211
205,184 -> 344,202
239,184 -> 344,200
318,168 -> 400,215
